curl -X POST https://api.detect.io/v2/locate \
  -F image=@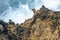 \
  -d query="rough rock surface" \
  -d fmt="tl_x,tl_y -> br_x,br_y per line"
0,5 -> 60,40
